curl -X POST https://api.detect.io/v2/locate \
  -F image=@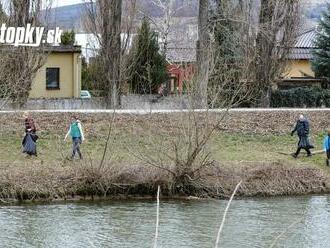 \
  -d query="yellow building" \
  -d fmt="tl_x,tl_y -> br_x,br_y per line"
29,46 -> 82,98
286,59 -> 314,78
281,29 -> 325,89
